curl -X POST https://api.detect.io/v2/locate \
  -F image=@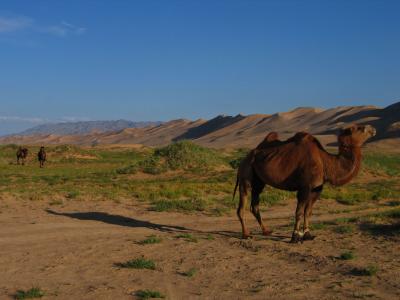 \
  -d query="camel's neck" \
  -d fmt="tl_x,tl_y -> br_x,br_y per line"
321,144 -> 362,186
